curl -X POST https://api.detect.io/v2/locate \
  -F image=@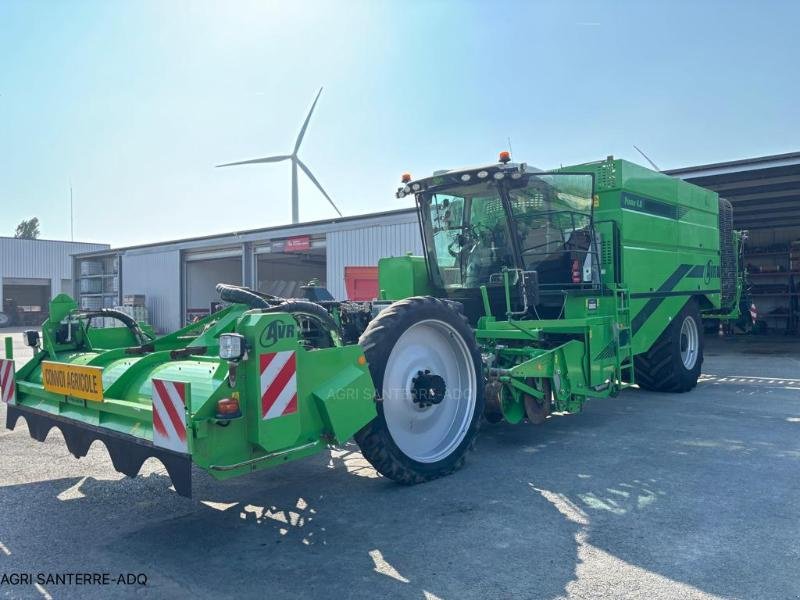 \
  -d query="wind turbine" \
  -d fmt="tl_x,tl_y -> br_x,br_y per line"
217,88 -> 342,224
633,145 -> 661,171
